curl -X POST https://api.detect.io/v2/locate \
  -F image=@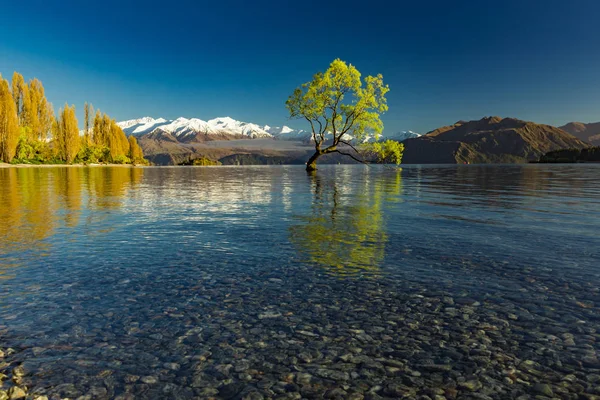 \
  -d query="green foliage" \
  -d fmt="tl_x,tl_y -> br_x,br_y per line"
77,143 -> 109,164
362,139 -> 404,165
286,59 -> 389,170
15,135 -> 50,162
111,154 -> 131,164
